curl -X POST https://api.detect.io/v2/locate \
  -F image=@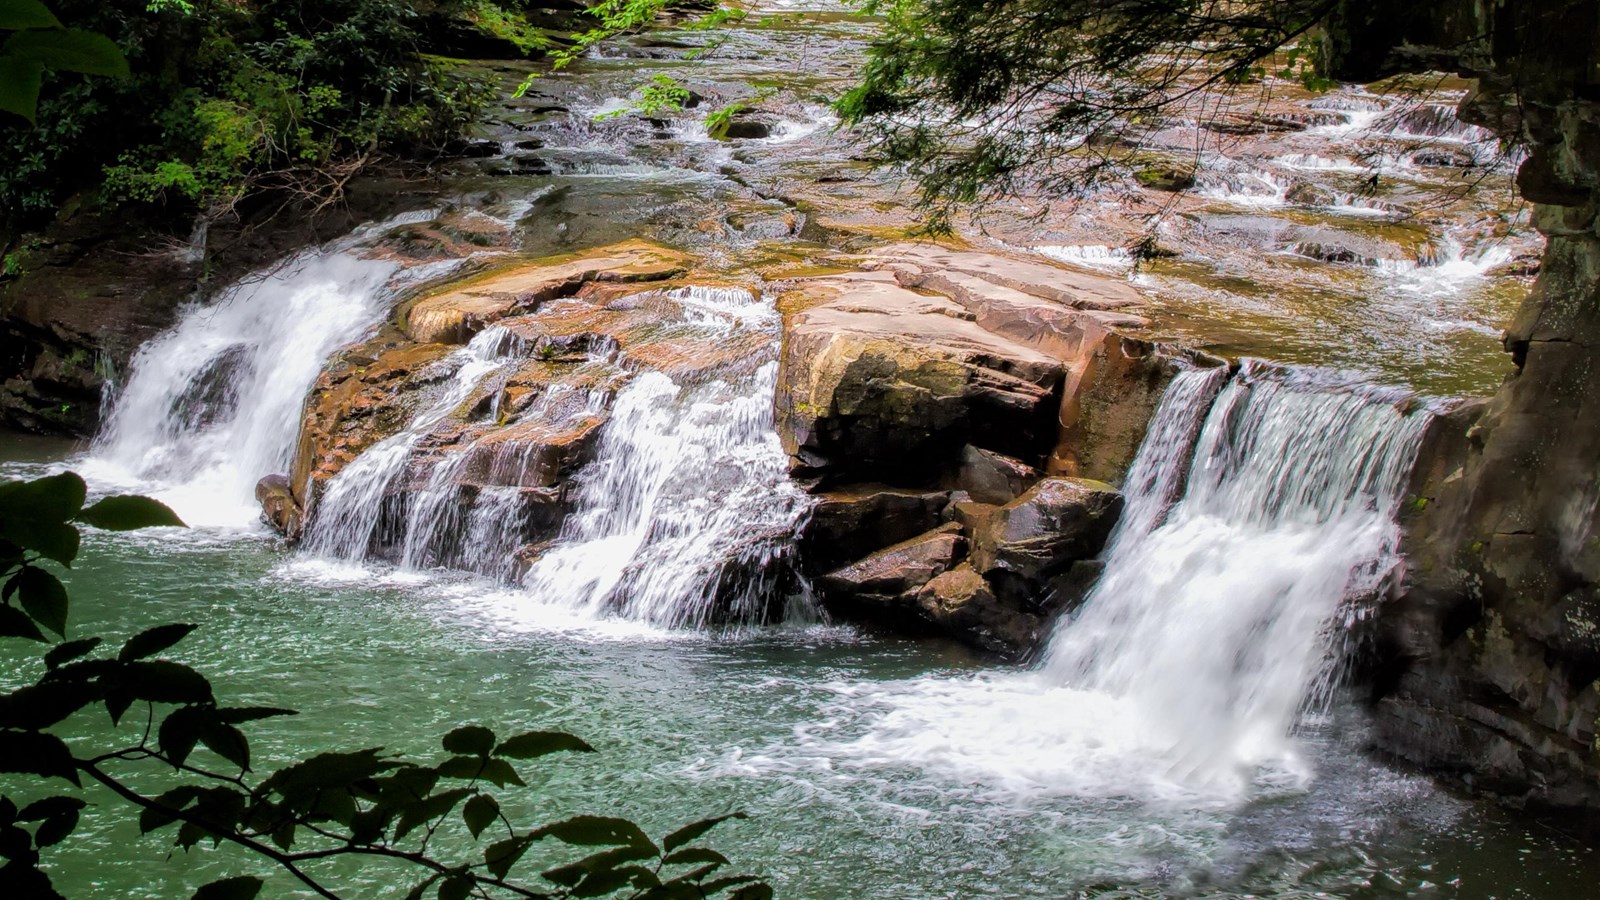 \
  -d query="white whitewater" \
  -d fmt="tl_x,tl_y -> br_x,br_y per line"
87,251 -> 397,527
303,326 -> 528,561
294,284 -> 812,628
511,287 -> 812,628
513,361 -> 811,628
1038,363 -> 1430,779
762,362 -> 1431,805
